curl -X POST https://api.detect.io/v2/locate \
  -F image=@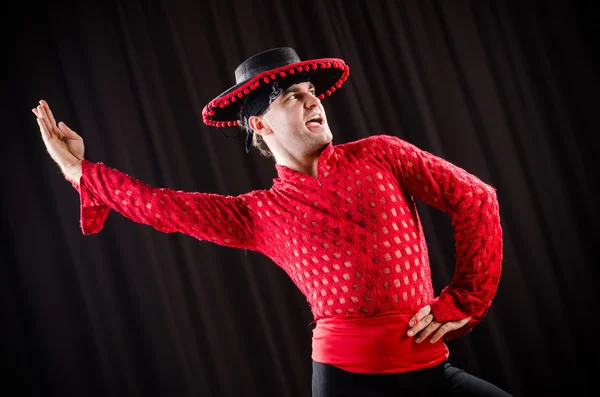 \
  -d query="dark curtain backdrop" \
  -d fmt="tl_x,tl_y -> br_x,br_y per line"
2,1 -> 598,396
